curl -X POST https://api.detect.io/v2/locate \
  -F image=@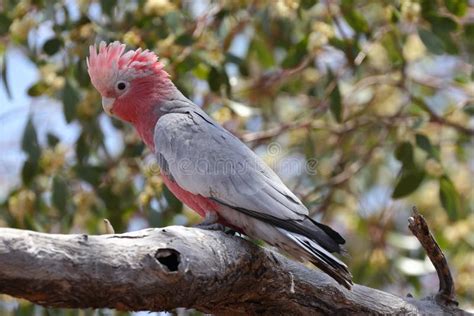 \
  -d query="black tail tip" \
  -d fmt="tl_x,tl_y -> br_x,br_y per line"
335,270 -> 353,290
341,278 -> 353,290
311,258 -> 353,290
